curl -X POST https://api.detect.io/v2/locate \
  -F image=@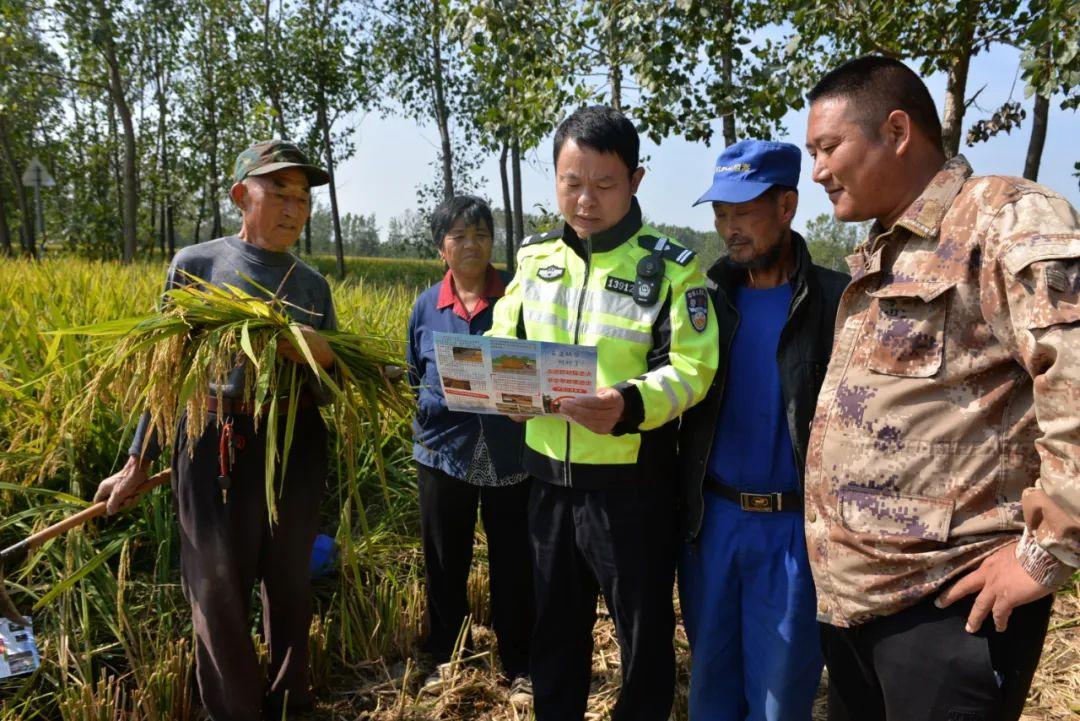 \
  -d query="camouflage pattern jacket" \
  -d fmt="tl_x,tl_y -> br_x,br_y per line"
805,156 -> 1080,627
